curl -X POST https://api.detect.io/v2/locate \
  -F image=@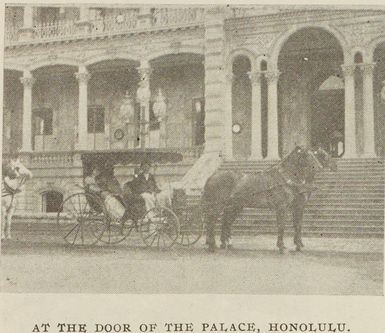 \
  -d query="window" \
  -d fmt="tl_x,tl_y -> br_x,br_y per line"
33,108 -> 53,135
88,105 -> 105,133
42,191 -> 63,213
193,97 -> 205,146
